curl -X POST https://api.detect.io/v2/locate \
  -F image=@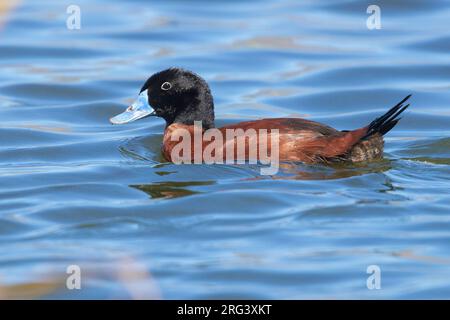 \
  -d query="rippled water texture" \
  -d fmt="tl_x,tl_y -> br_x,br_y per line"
0,0 -> 449,299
